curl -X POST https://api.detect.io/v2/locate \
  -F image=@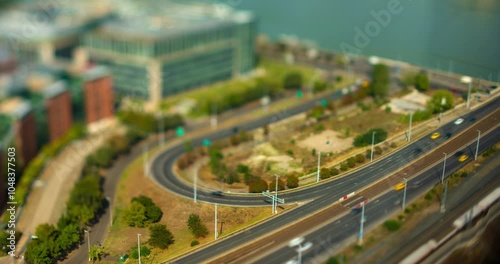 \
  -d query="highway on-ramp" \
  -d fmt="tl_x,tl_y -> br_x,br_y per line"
152,98 -> 498,207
